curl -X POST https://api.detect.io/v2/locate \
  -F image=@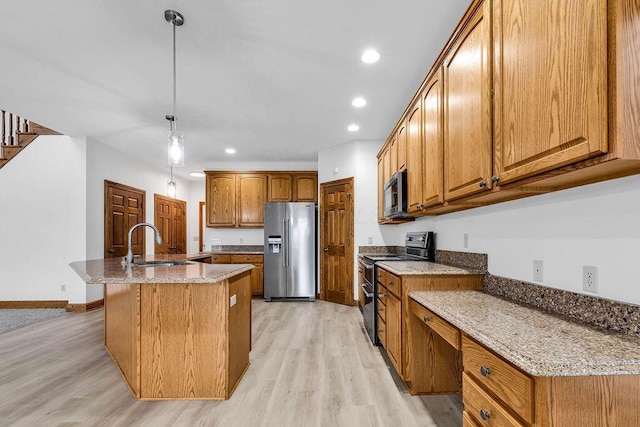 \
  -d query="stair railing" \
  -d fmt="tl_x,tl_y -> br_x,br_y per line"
1,110 -> 31,160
